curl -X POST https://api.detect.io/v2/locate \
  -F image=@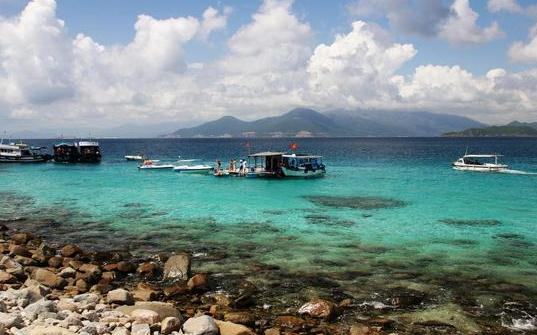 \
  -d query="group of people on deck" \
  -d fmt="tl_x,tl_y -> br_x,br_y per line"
215,159 -> 248,176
